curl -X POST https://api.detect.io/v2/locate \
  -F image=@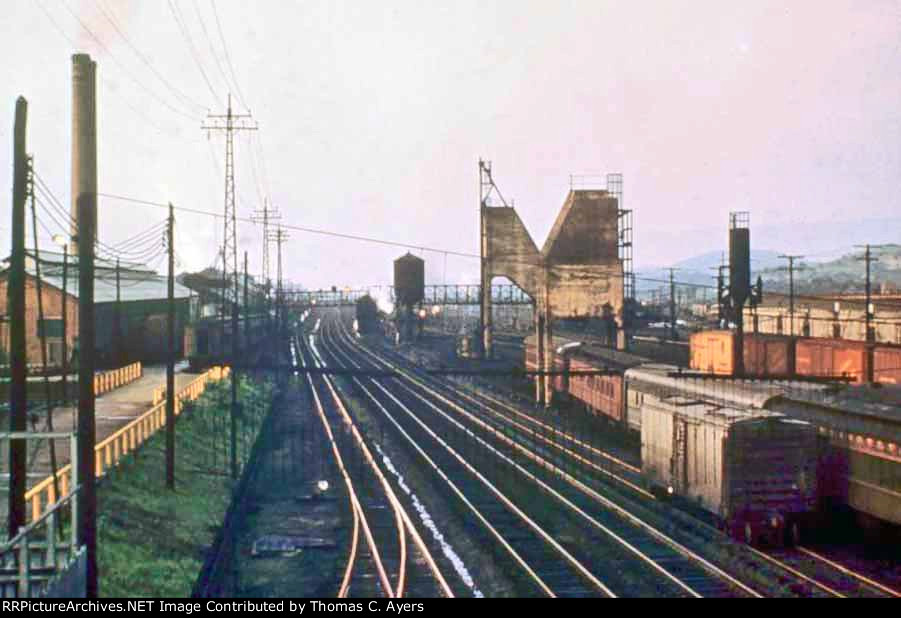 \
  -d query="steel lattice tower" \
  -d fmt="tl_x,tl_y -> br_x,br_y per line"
203,94 -> 257,317
252,198 -> 280,300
